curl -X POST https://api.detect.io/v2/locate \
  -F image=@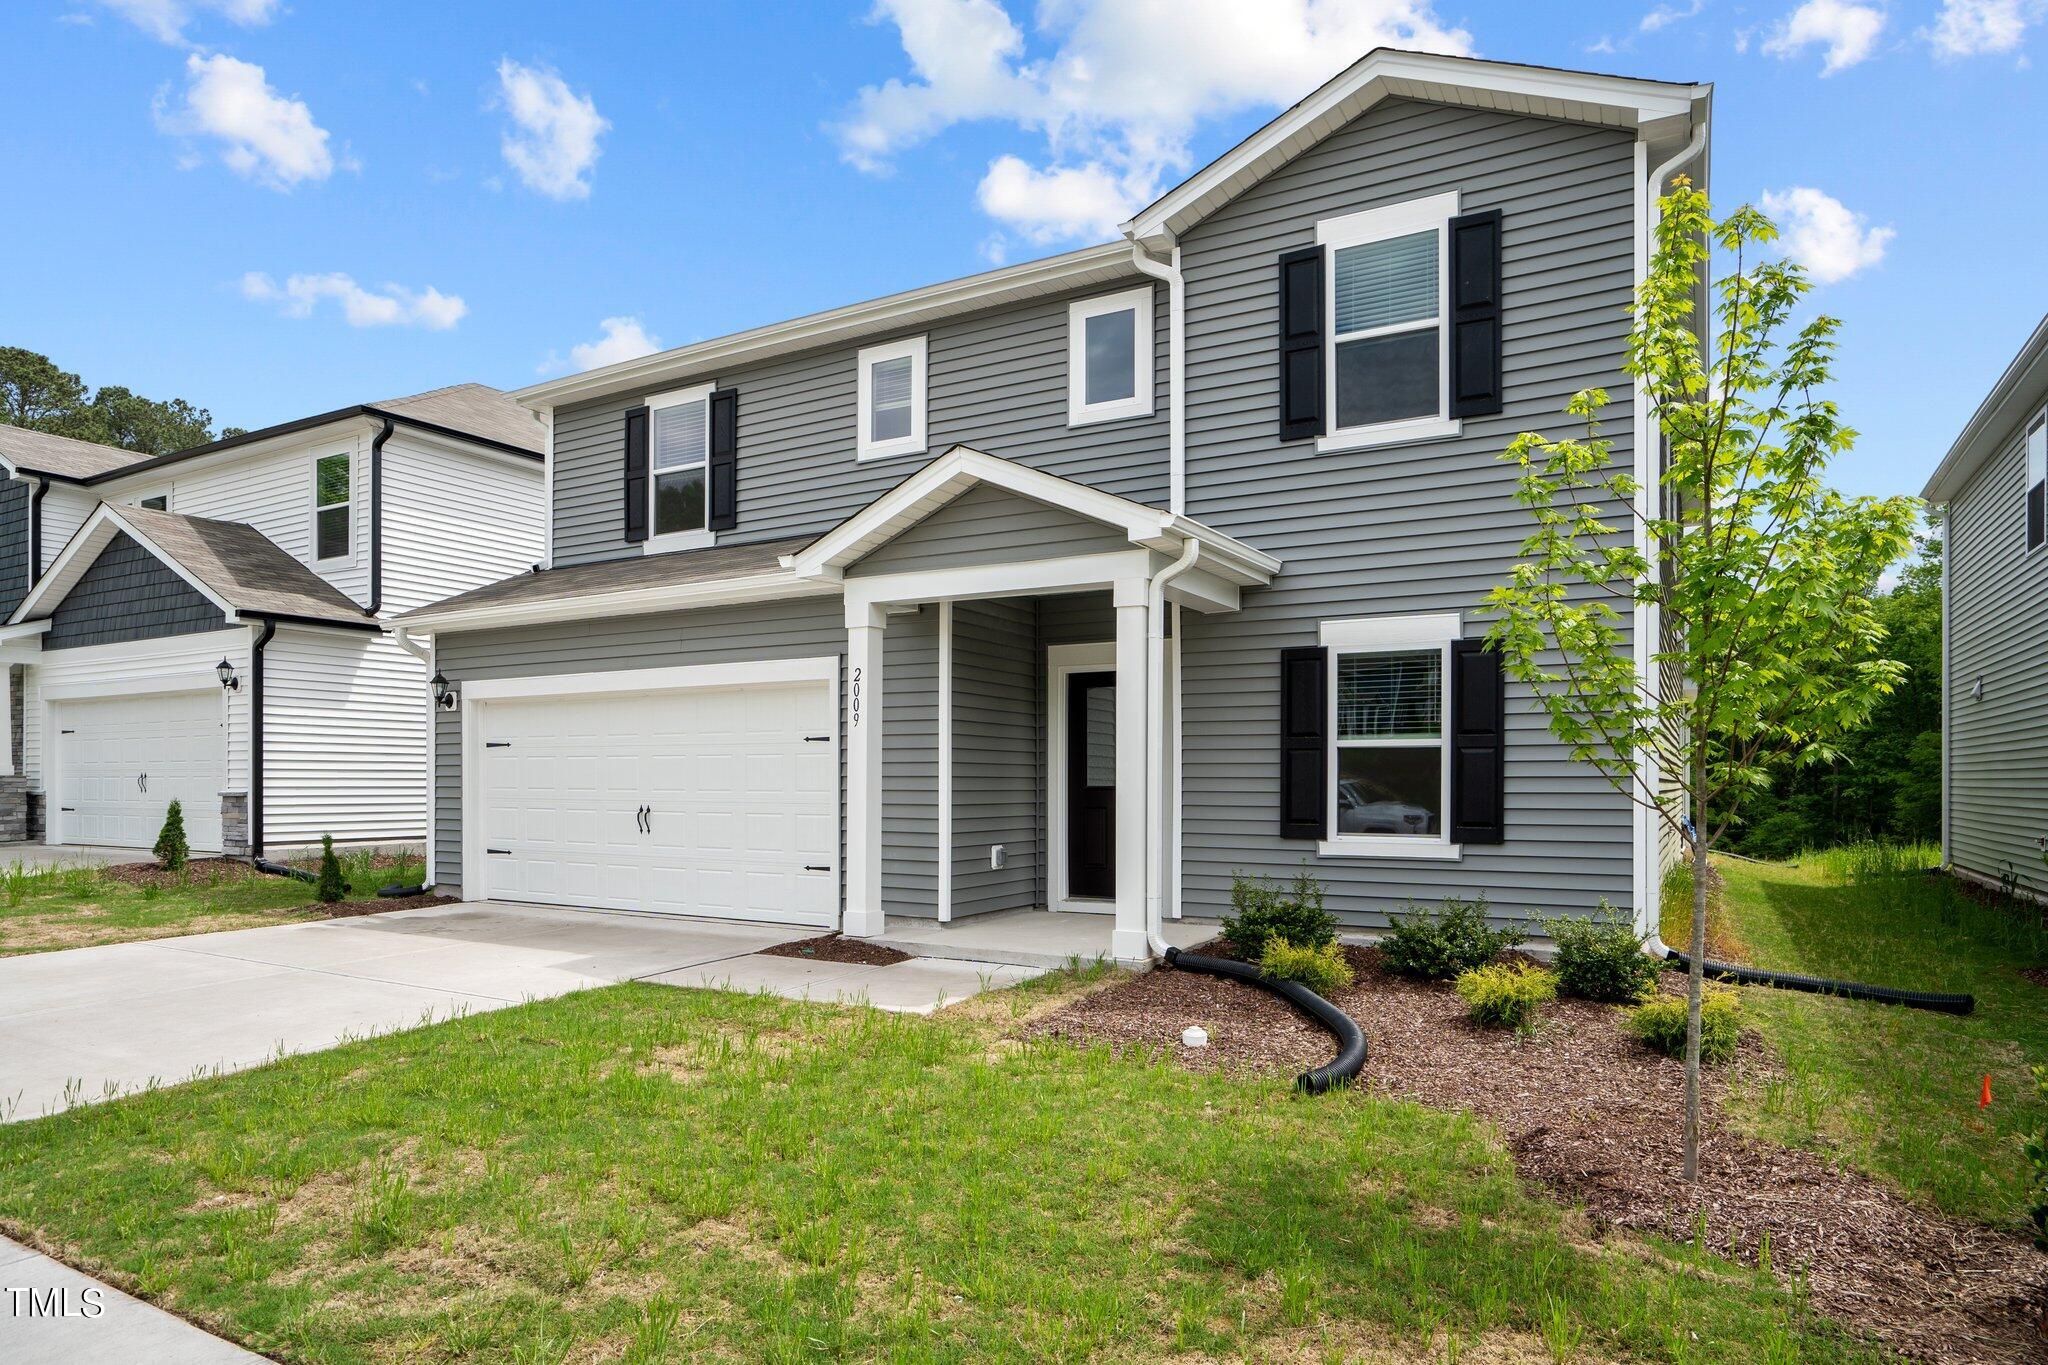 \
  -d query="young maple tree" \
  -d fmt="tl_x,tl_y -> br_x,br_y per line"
1485,179 -> 1918,1180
